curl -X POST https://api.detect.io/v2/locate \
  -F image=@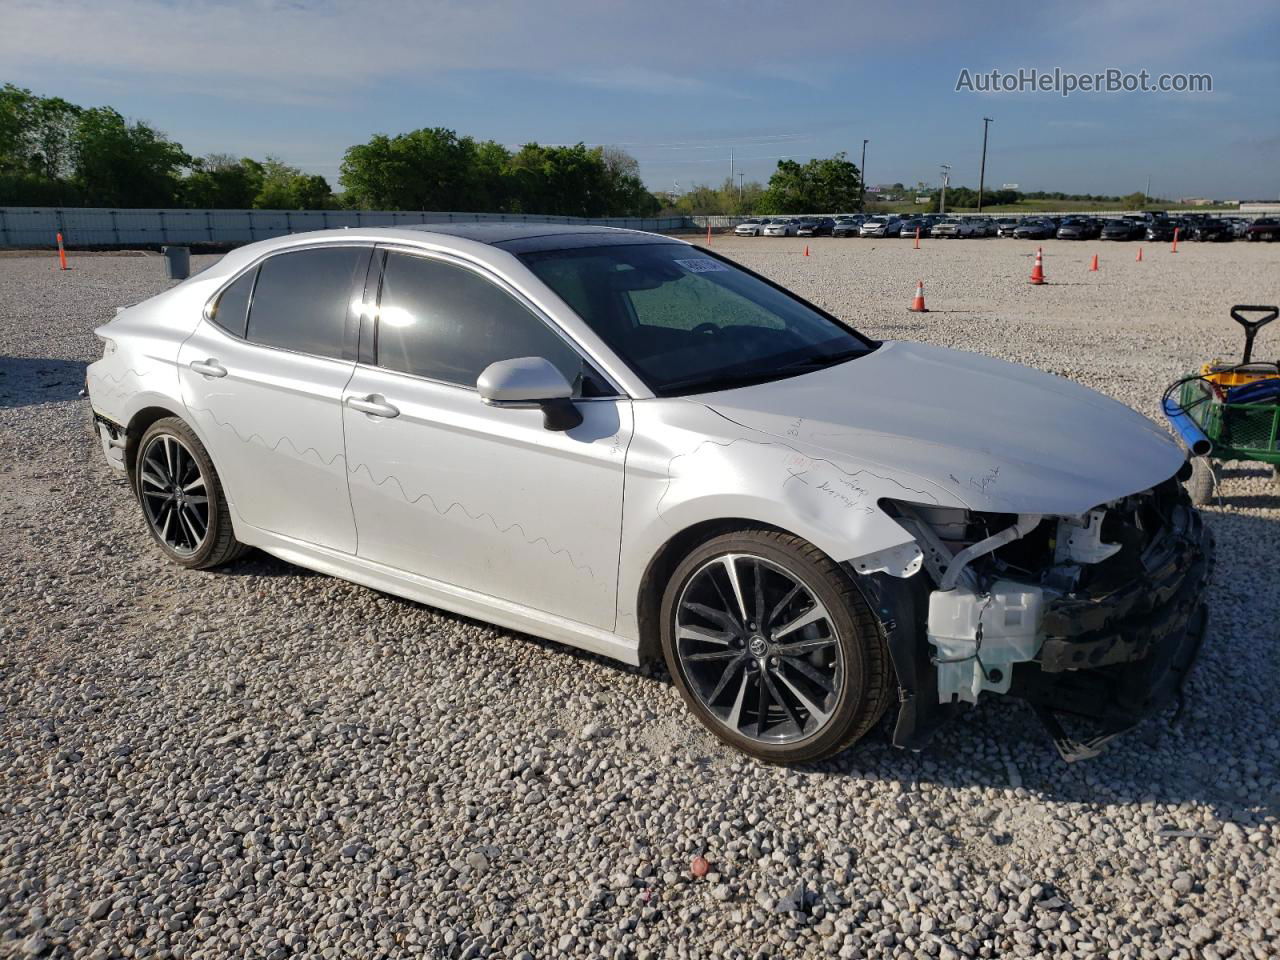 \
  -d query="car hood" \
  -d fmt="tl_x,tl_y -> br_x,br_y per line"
694,340 -> 1184,516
